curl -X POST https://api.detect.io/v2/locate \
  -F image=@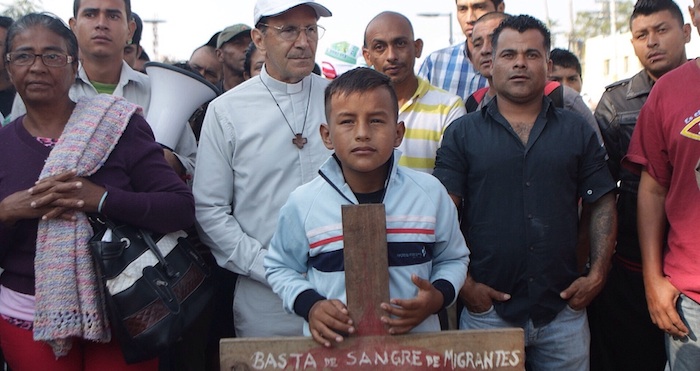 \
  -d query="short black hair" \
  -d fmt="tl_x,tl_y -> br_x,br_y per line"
6,13 -> 79,62
0,16 -> 14,30
138,50 -> 150,61
73,0 -> 132,20
131,12 -> 142,45
630,0 -> 684,29
550,48 -> 582,76
324,67 -> 398,123
468,12 -> 510,60
475,11 -> 510,27
492,14 -> 551,57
